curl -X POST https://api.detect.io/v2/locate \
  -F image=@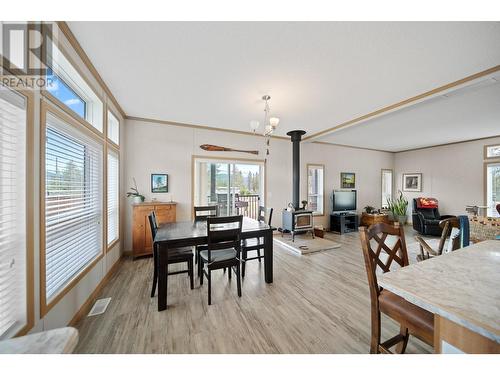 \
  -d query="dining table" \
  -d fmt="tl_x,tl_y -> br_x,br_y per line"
153,216 -> 274,311
378,240 -> 500,353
